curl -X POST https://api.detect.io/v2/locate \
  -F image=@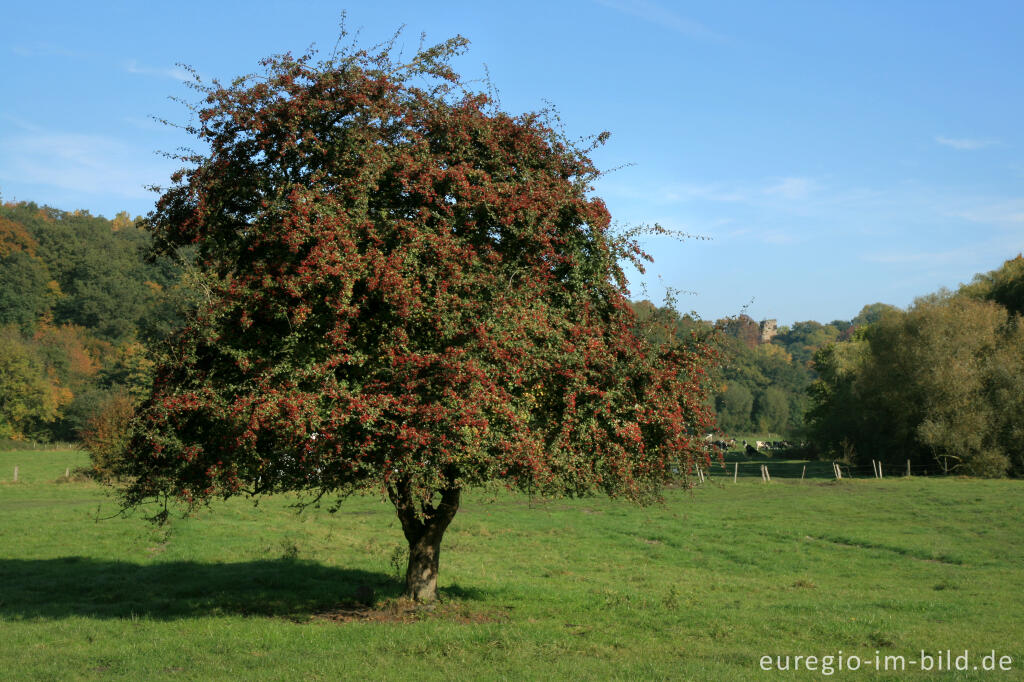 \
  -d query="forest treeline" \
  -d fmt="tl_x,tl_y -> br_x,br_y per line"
0,201 -> 196,443
2,200 -> 1022,476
